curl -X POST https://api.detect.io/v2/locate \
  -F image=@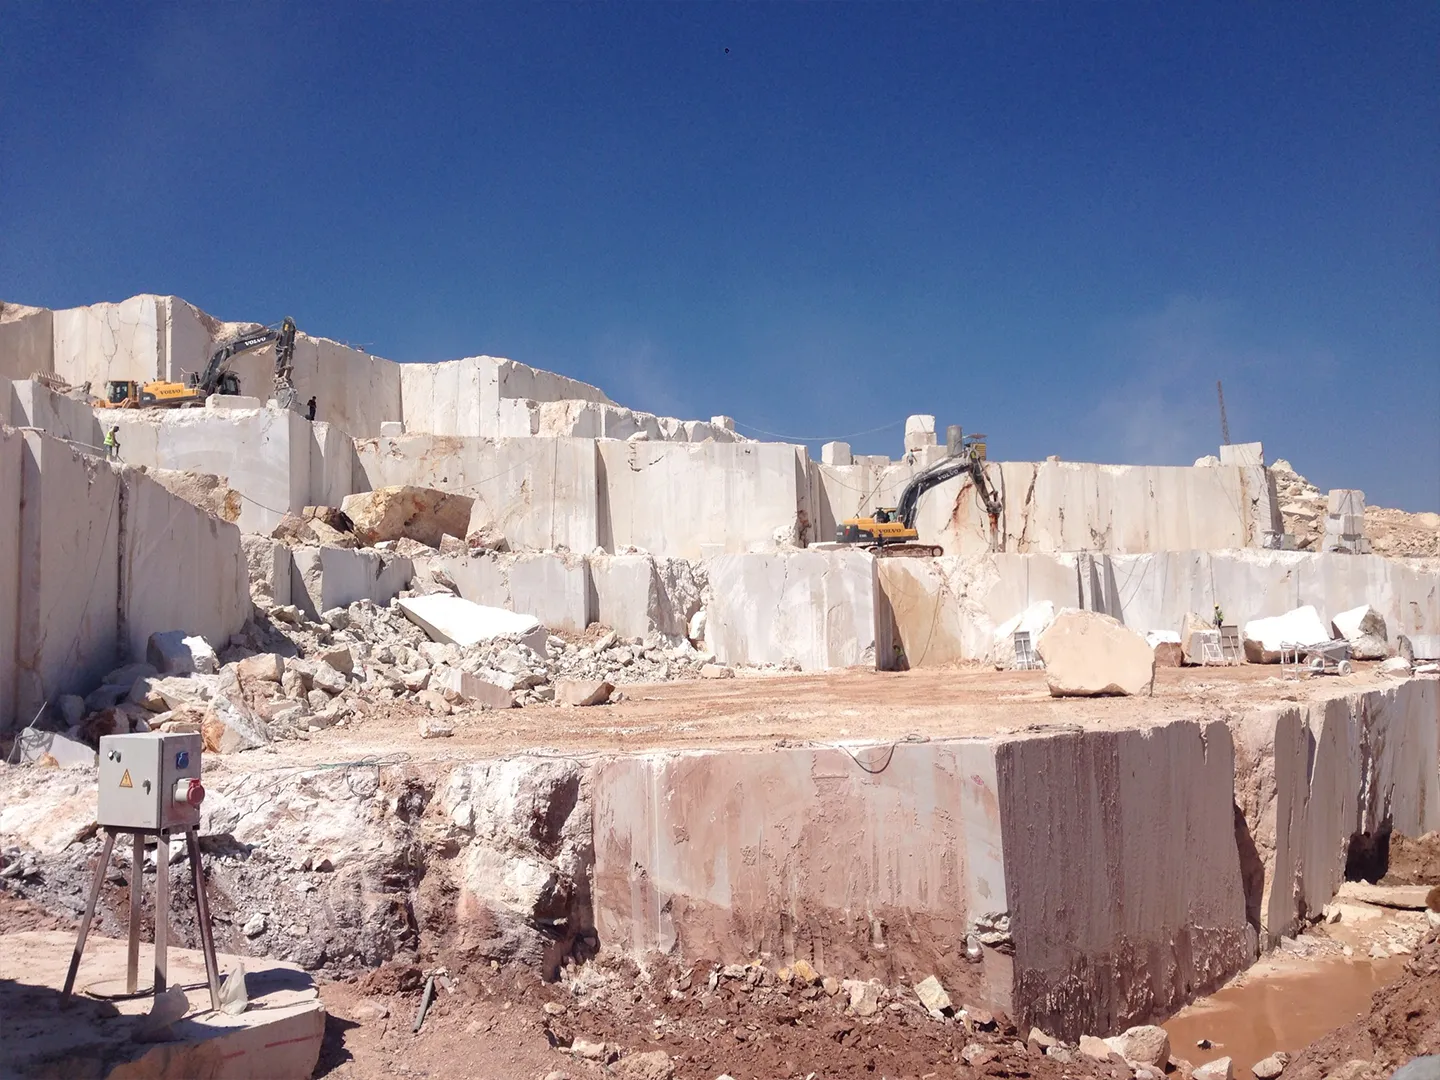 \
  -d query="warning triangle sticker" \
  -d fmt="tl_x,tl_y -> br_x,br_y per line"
119,769 -> 132,789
